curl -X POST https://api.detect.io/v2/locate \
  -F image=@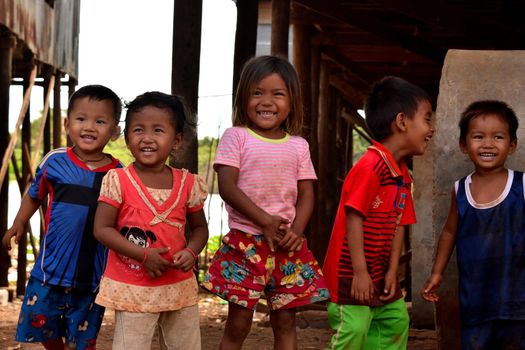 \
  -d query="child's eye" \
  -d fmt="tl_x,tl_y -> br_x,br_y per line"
472,135 -> 483,139
132,127 -> 143,133
154,128 -> 165,133
96,120 -> 106,125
